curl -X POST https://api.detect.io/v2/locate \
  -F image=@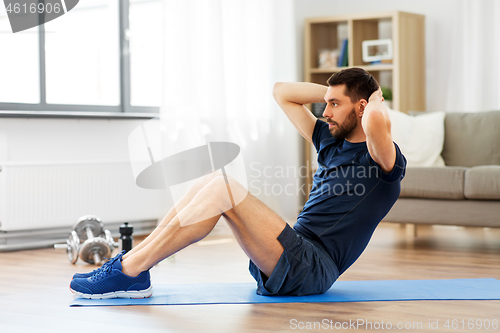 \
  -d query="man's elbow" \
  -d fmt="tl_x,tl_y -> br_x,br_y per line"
363,108 -> 390,135
364,103 -> 386,118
